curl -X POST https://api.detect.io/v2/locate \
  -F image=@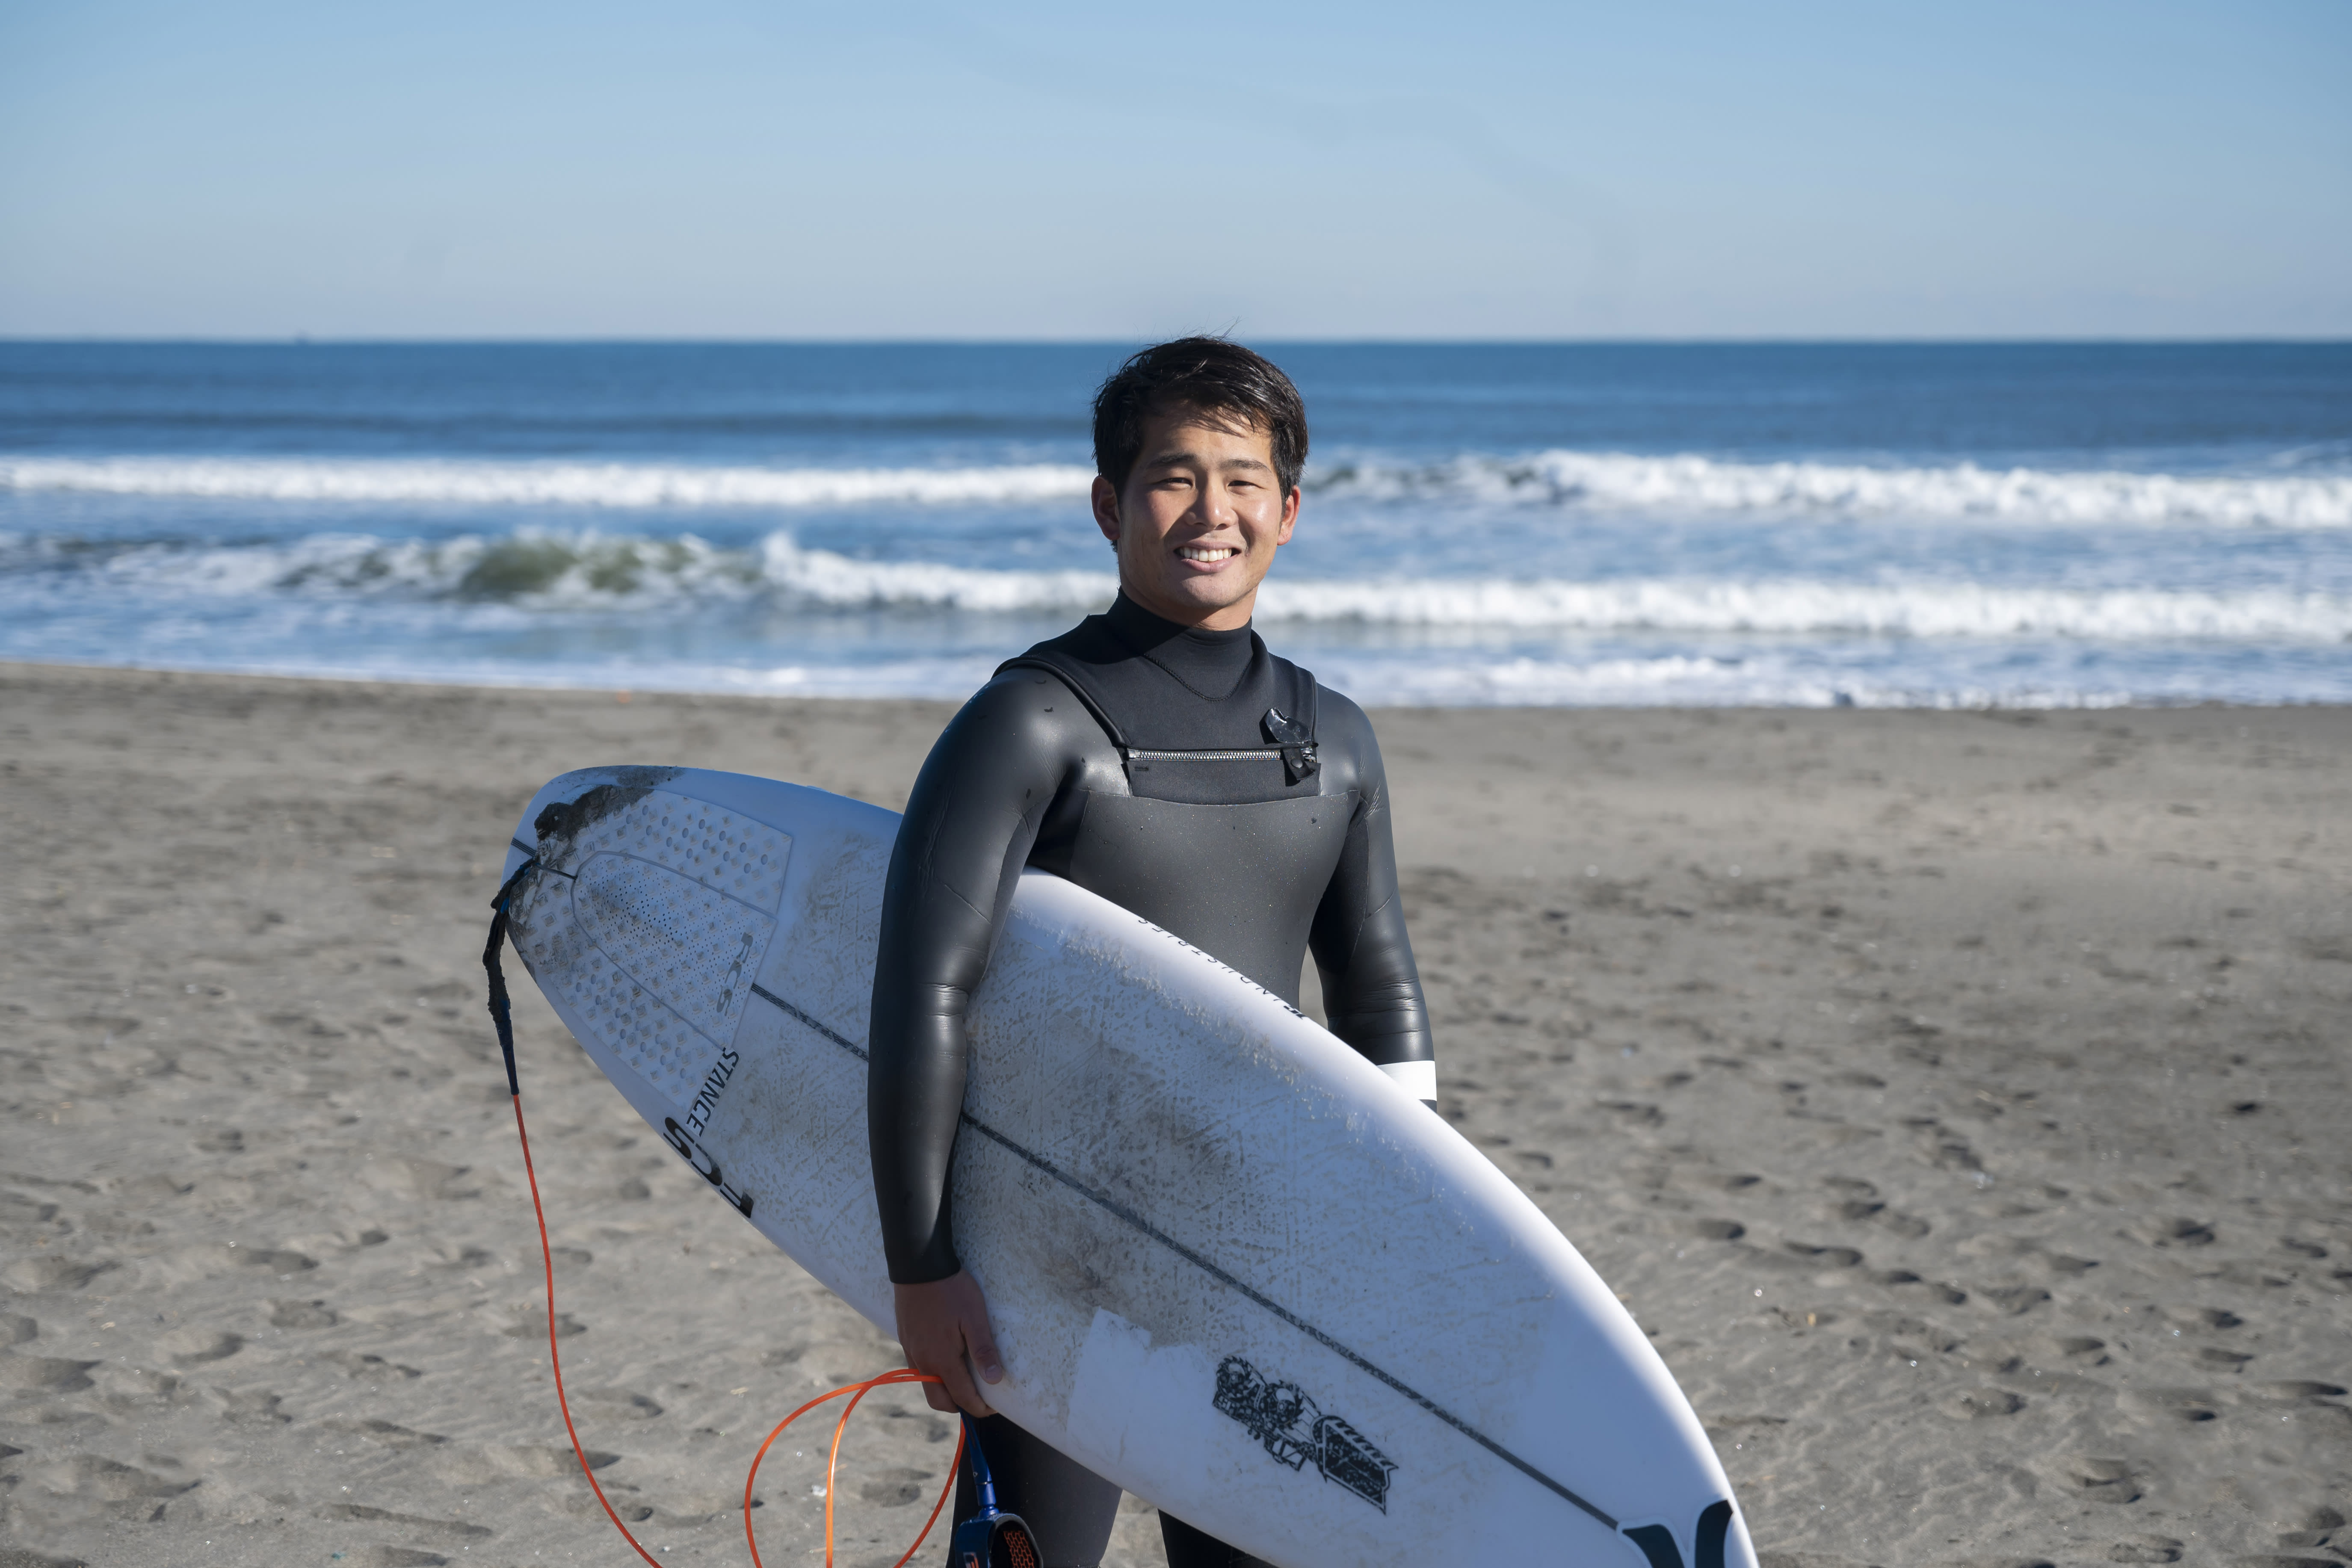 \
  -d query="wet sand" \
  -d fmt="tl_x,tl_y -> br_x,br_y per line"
2,661 -> 2346,1568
